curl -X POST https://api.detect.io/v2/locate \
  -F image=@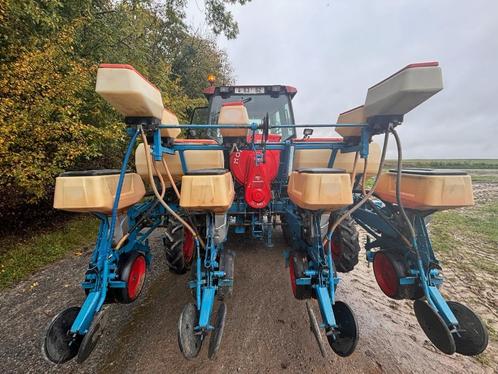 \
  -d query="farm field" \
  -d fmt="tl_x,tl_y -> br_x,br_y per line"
384,159 -> 498,183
